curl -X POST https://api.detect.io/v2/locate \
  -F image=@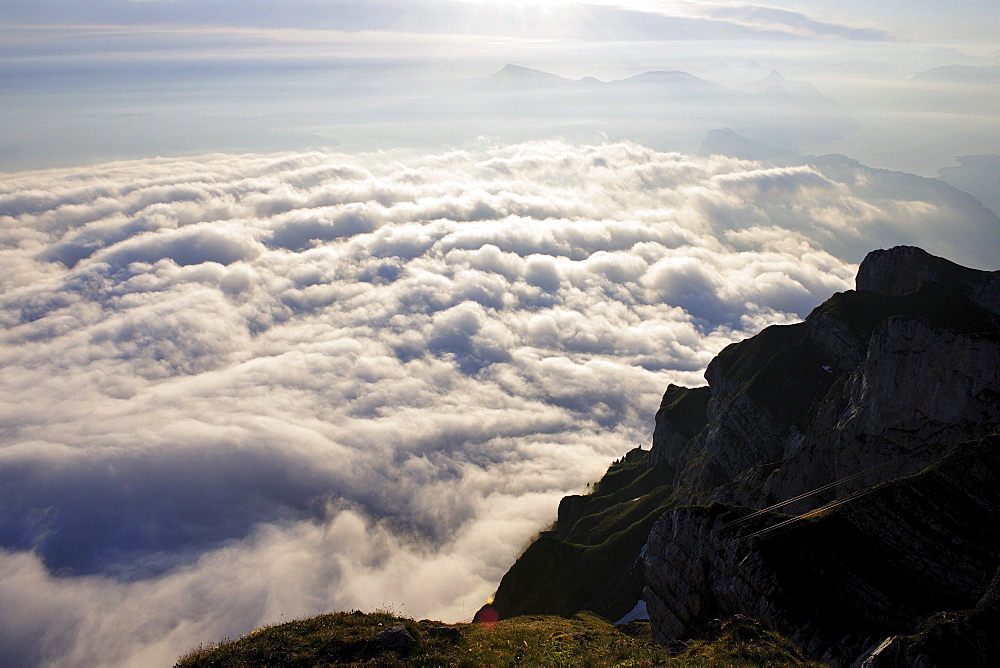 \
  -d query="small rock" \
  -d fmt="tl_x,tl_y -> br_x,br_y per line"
376,625 -> 416,649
